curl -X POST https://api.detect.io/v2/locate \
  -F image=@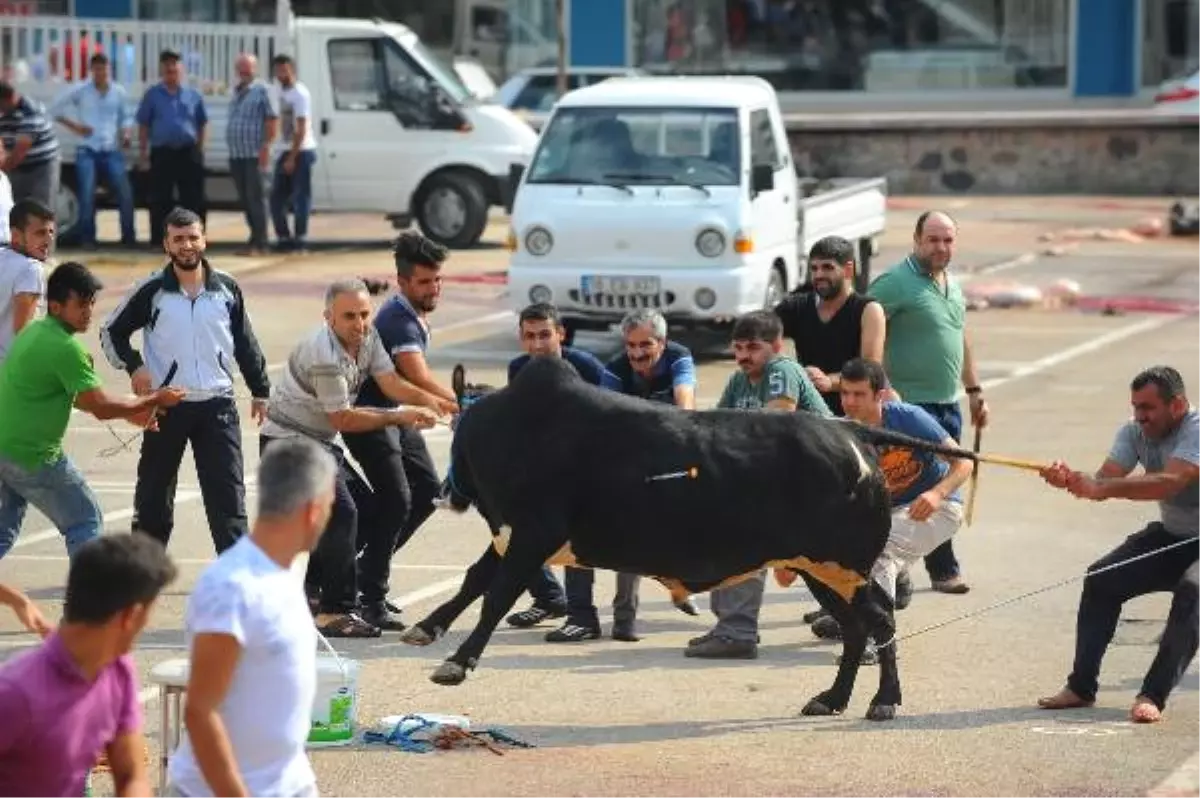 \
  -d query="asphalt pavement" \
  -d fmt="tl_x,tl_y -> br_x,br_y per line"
3,199 -> 1197,796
